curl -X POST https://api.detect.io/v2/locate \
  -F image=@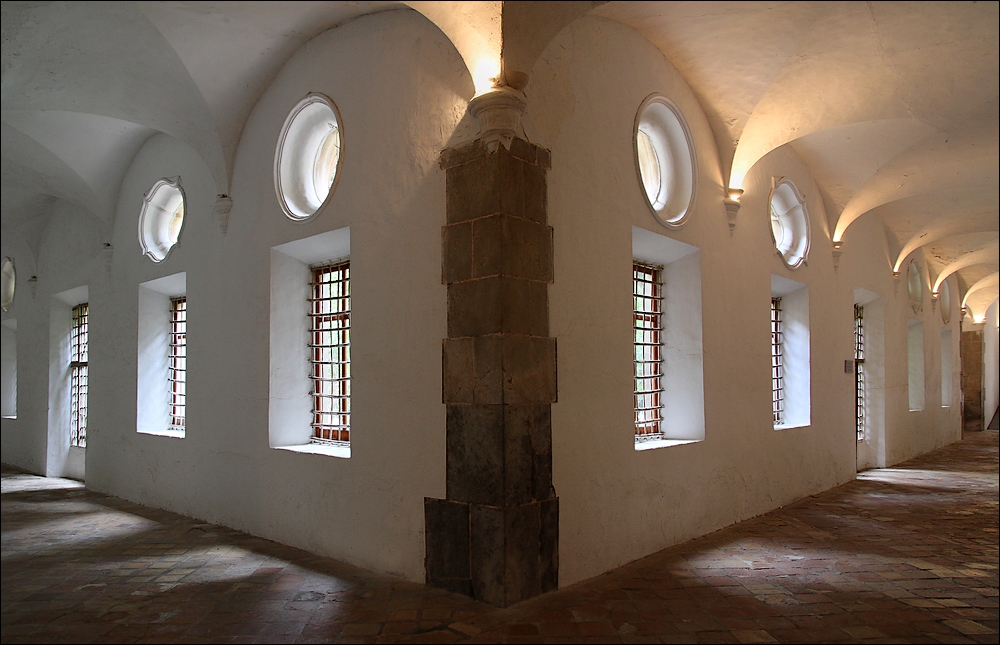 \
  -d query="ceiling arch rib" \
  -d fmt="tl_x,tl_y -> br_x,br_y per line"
835,135 -> 999,245
933,242 -> 1000,294
135,1 -> 408,199
728,1 -> 998,192
2,1 -> 228,196
892,208 -> 1000,275
404,1 -> 503,93
963,272 -> 1000,322
0,189 -> 65,260
1,123 -> 104,230
2,110 -> 156,226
